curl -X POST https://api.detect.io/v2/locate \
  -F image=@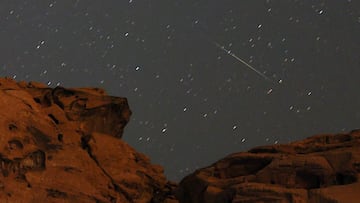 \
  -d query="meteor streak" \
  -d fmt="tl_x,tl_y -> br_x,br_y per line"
213,42 -> 271,81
